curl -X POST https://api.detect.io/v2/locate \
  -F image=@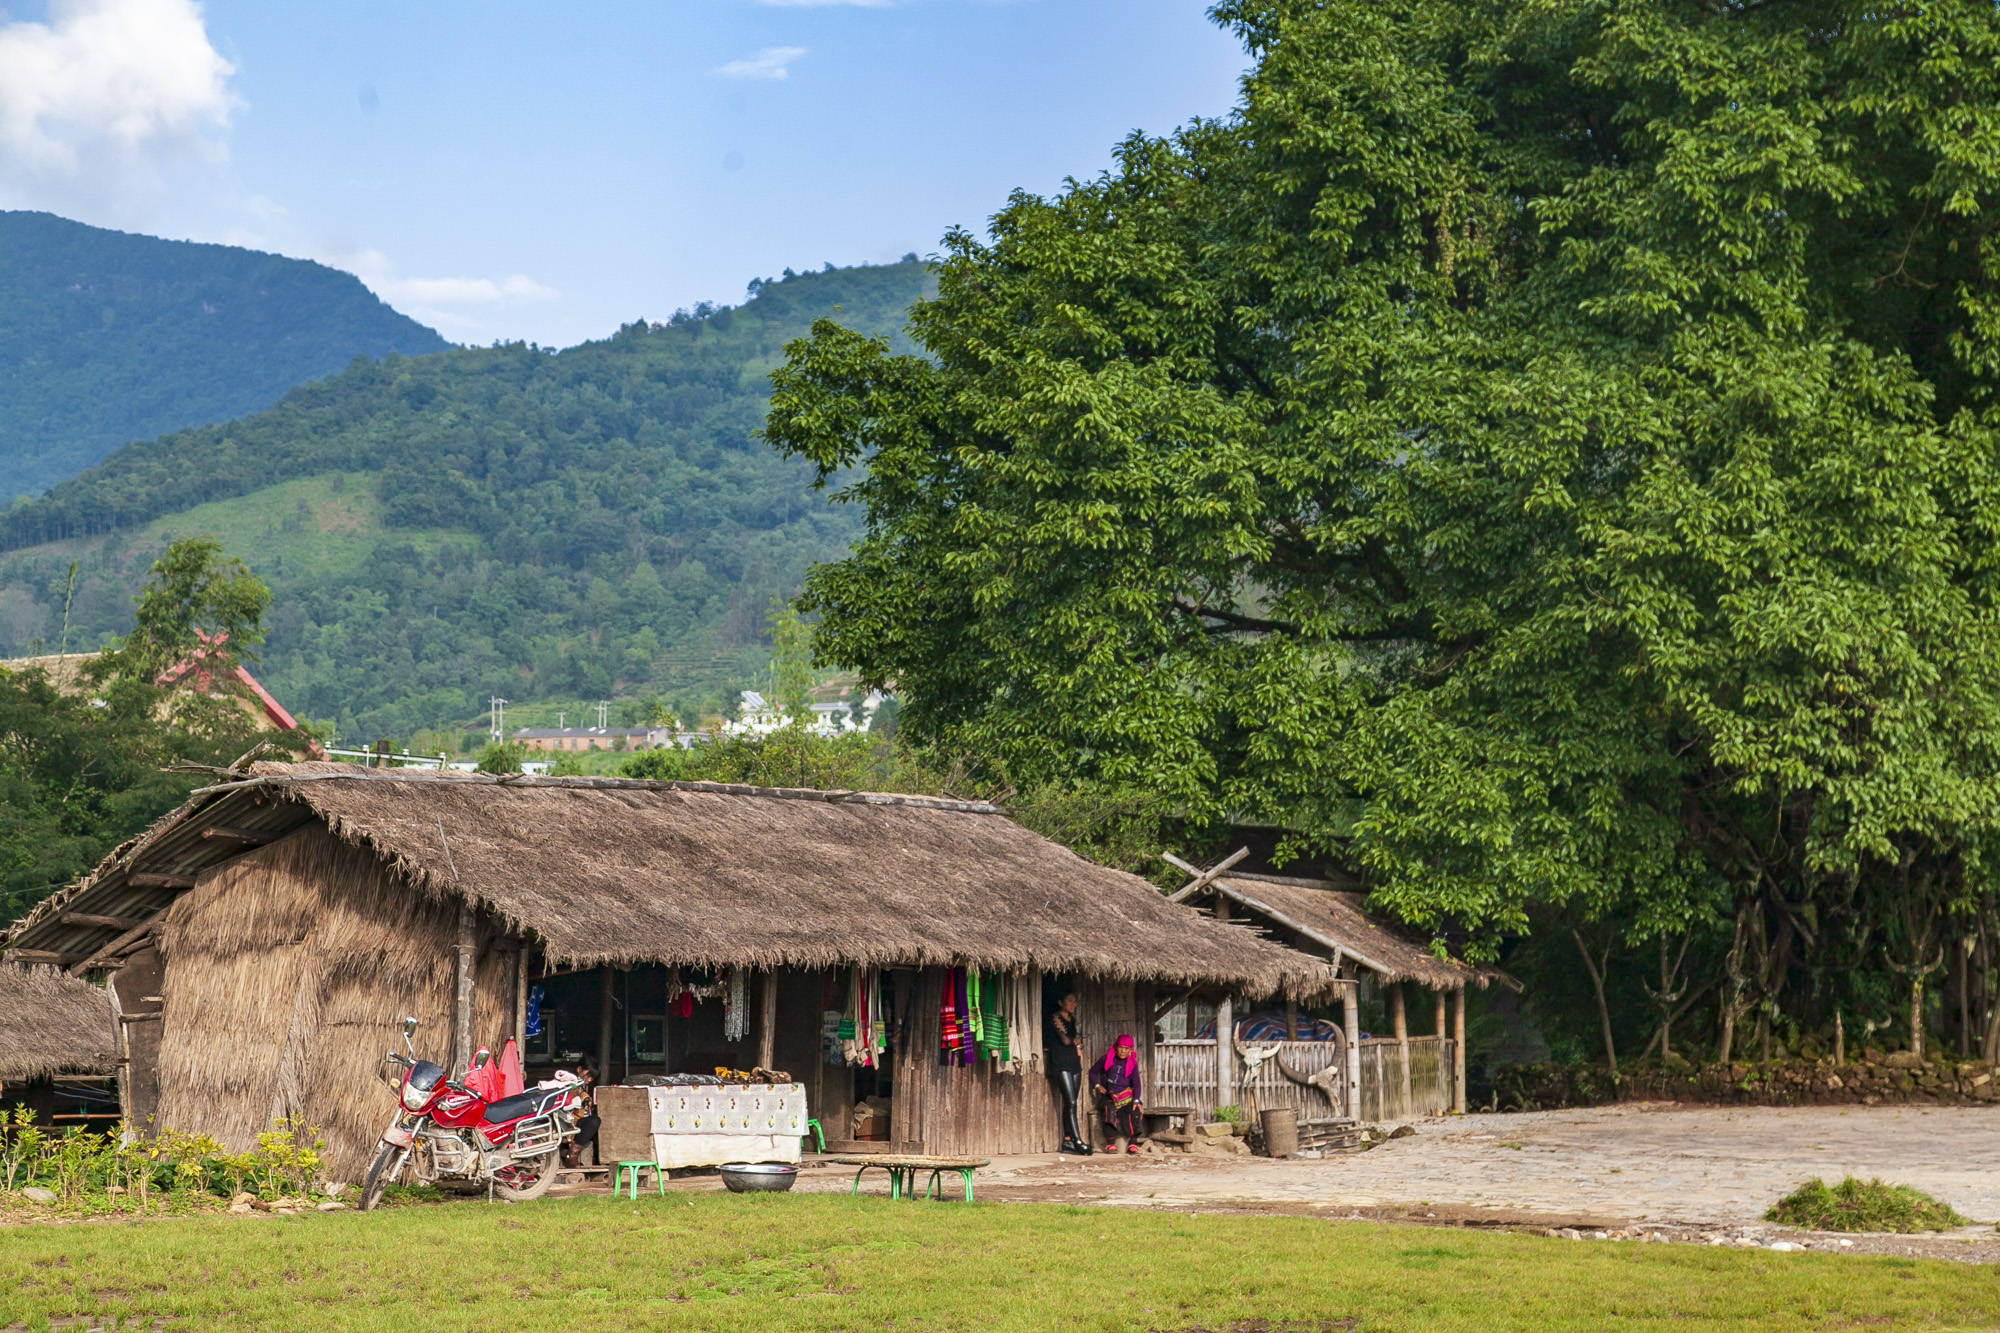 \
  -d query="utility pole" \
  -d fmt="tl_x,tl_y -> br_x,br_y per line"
597,700 -> 609,729
489,697 -> 508,743
557,711 -> 565,730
